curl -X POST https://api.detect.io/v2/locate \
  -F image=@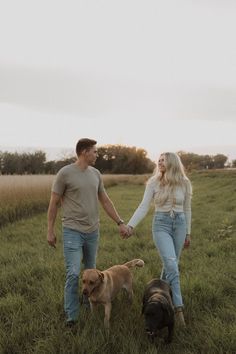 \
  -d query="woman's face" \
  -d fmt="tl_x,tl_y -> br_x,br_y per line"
158,154 -> 166,173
